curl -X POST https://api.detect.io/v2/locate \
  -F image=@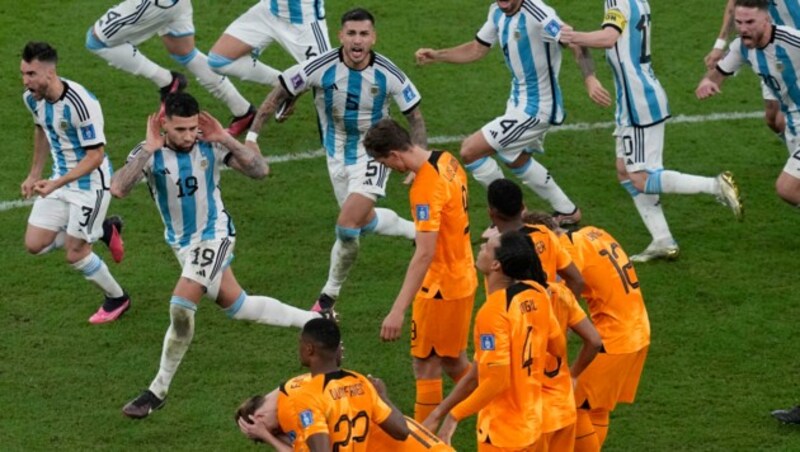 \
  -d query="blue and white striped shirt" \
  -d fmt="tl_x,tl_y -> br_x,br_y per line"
23,79 -> 112,191
280,48 -> 421,165
603,0 -> 671,127
476,0 -> 566,124
719,25 -> 800,136
128,141 -> 235,248
262,0 -> 325,24
770,1 -> 800,29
